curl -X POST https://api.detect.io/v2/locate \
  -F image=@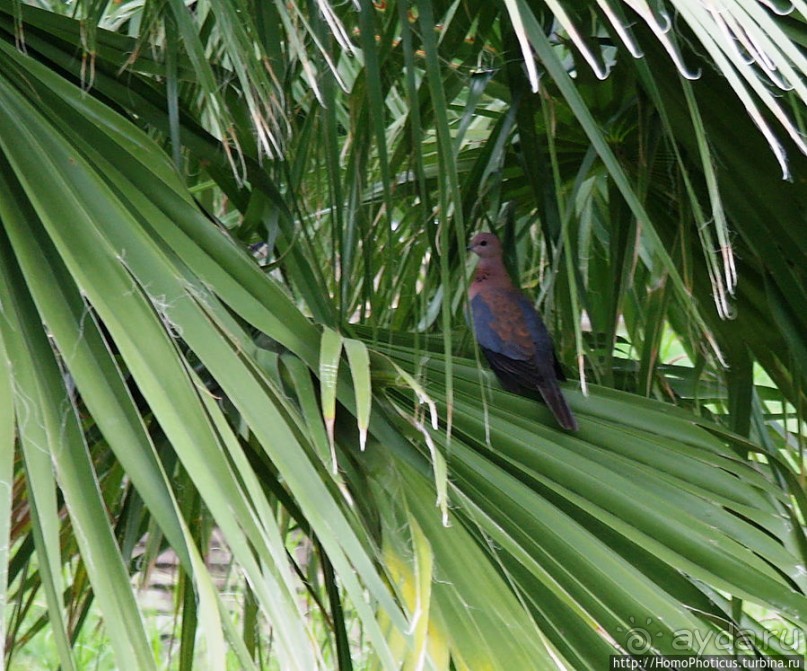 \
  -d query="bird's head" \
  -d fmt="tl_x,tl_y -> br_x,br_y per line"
467,232 -> 502,259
